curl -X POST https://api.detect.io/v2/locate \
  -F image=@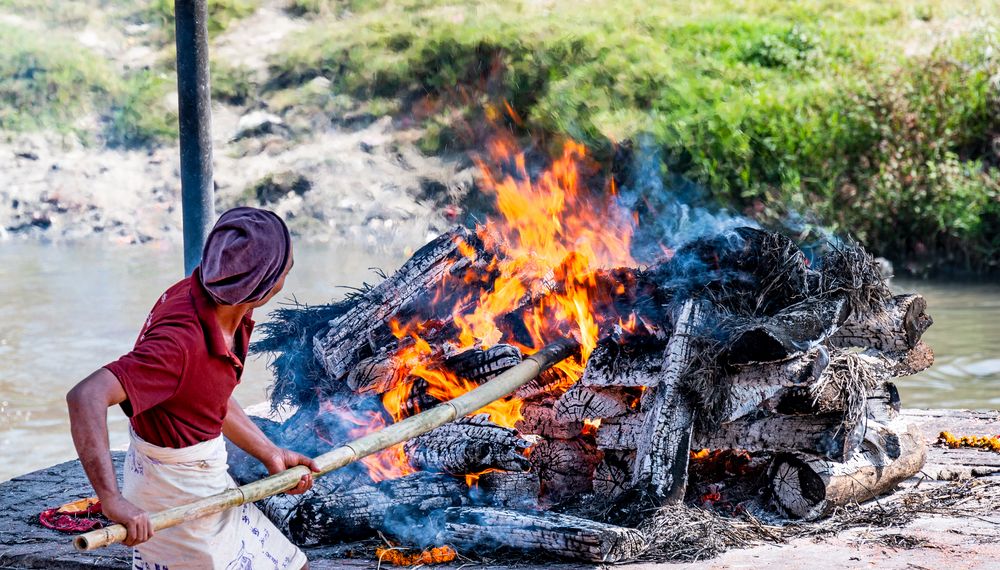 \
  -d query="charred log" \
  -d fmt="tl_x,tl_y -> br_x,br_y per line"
717,346 -> 831,423
580,343 -> 665,387
828,294 -> 932,352
418,507 -> 647,563
516,401 -> 583,439
530,437 -> 601,503
593,451 -> 636,502
769,419 -> 926,520
476,471 -> 540,510
444,344 -> 523,383
633,299 -> 705,503
272,472 -> 469,546
554,384 -> 636,421
723,296 -> 849,365
313,227 -> 491,382
404,414 -> 532,475
694,413 -> 863,461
